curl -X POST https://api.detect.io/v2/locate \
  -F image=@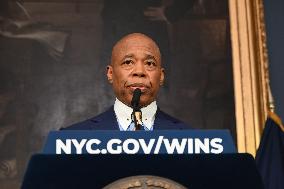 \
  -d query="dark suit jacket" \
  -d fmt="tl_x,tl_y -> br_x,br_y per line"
63,106 -> 190,130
